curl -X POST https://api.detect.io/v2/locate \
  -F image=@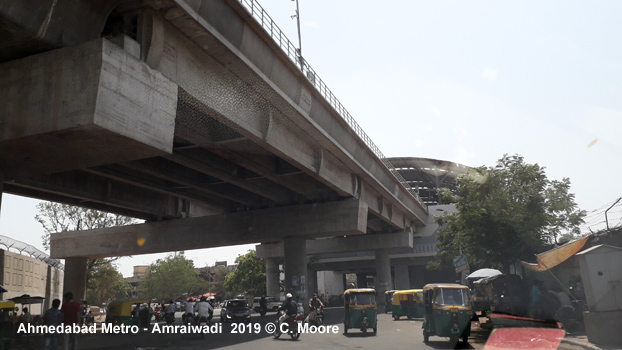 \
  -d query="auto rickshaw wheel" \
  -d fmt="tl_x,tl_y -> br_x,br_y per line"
423,329 -> 429,343
344,324 -> 348,334
462,335 -> 469,343
392,314 -> 399,321
373,326 -> 377,334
